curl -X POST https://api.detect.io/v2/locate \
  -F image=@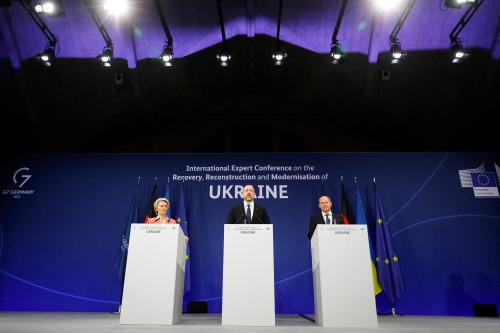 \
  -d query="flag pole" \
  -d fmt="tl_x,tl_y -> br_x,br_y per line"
391,304 -> 399,317
118,177 -> 141,314
374,177 -> 405,316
